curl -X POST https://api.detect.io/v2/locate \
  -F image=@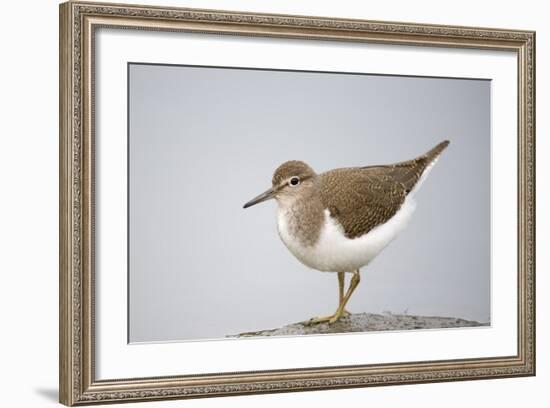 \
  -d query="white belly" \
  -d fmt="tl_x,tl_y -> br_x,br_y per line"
277,197 -> 417,272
